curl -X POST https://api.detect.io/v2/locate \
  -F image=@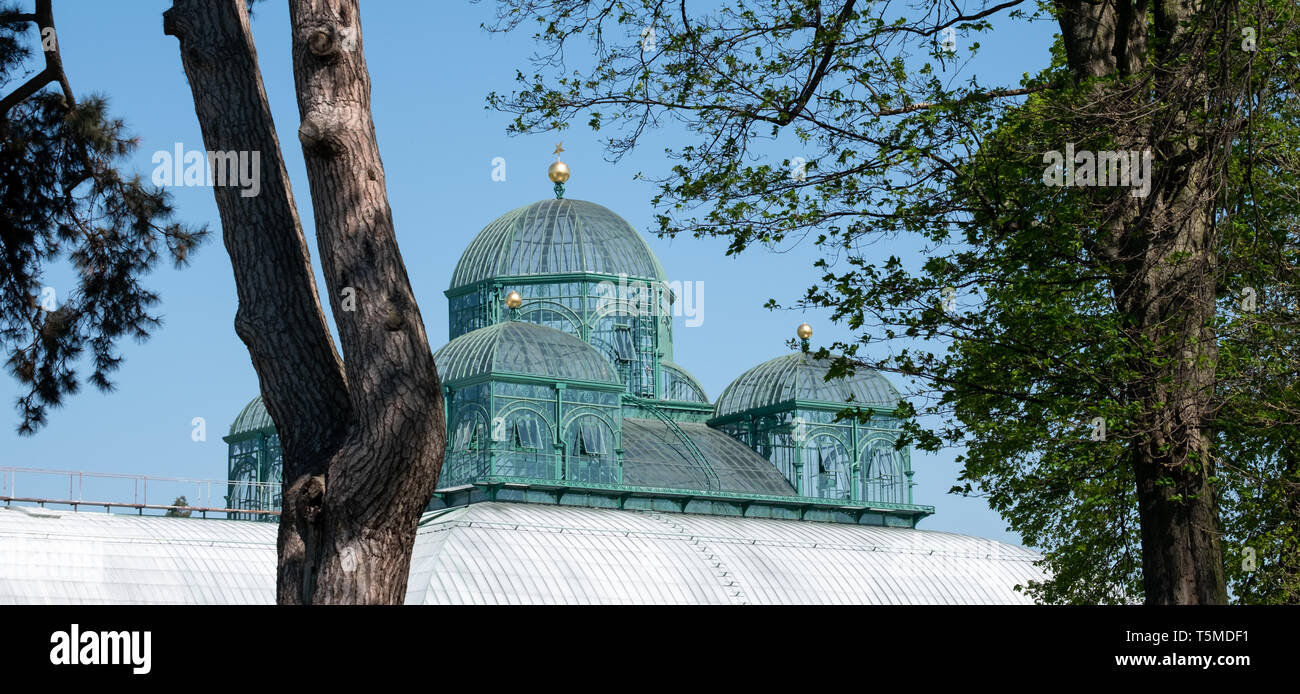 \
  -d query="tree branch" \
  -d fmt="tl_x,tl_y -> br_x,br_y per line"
777,0 -> 857,125
163,0 -> 351,472
0,0 -> 75,119
875,86 -> 1044,116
